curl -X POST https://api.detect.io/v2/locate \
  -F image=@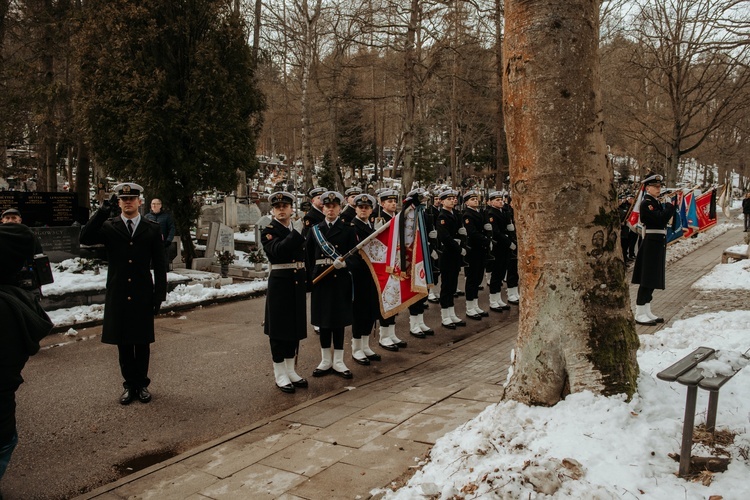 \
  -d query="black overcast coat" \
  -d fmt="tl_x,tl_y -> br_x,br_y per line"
632,193 -> 676,290
261,219 -> 307,341
79,208 -> 167,345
